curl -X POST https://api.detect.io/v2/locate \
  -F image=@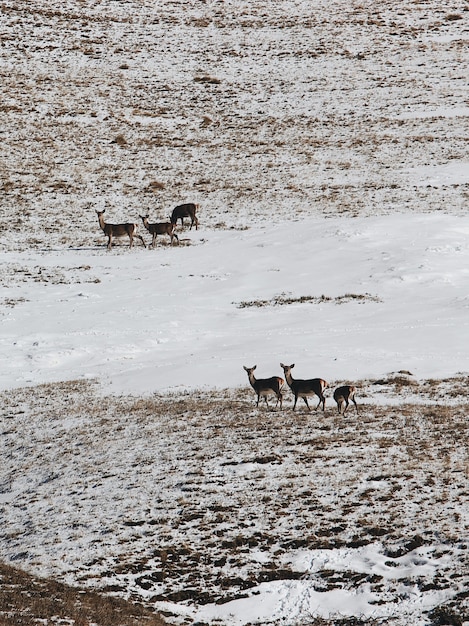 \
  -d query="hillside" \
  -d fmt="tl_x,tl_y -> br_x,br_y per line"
1,0 -> 469,625
1,0 -> 468,253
